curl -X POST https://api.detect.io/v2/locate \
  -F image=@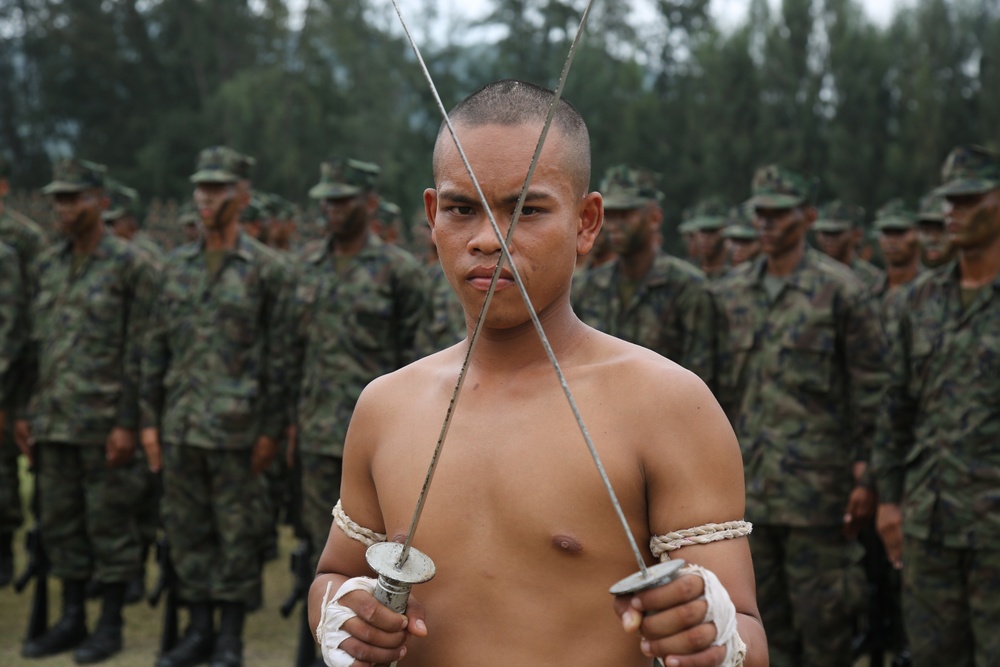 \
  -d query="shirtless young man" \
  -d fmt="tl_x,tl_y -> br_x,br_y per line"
308,80 -> 766,667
